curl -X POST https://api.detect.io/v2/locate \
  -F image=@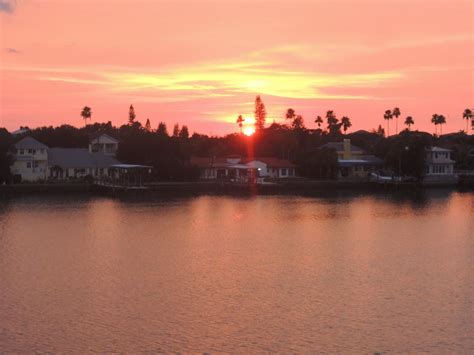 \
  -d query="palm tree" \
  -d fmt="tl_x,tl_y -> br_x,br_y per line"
437,114 -> 446,135
463,108 -> 472,133
341,116 -> 352,135
286,108 -> 296,121
314,115 -> 323,129
404,116 -> 414,130
383,109 -> 393,136
392,107 -> 401,134
80,106 -> 91,126
431,114 -> 439,135
236,115 -> 244,133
